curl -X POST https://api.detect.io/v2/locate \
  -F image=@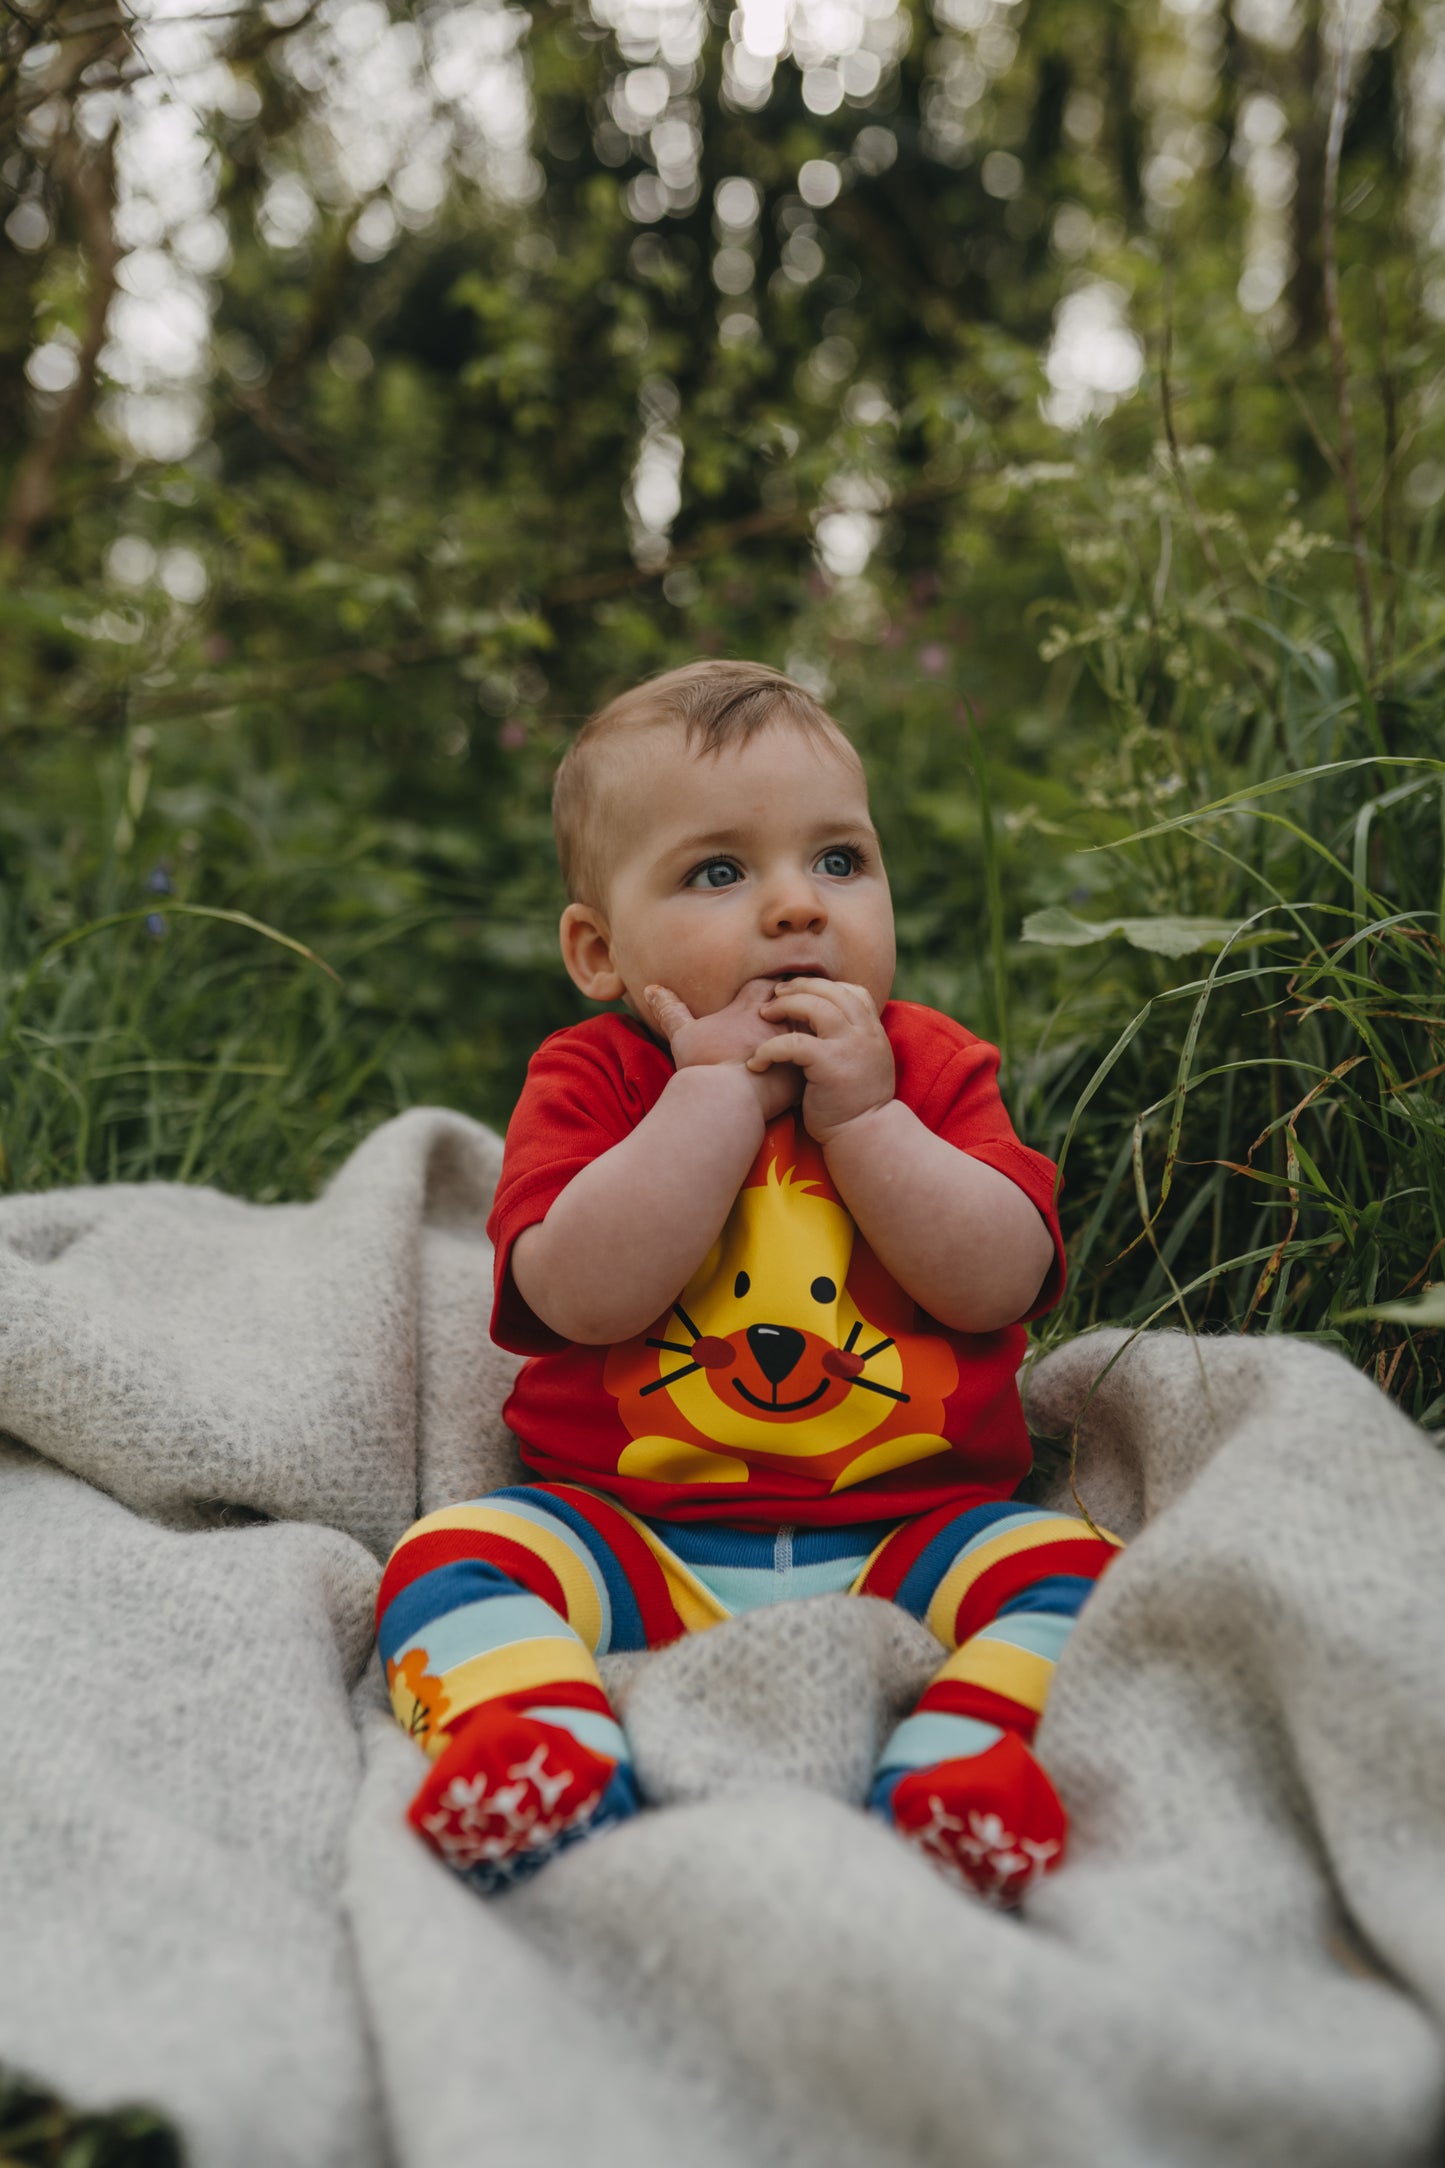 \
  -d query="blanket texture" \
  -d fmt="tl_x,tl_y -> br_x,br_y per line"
3,1106 -> 1444,2168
